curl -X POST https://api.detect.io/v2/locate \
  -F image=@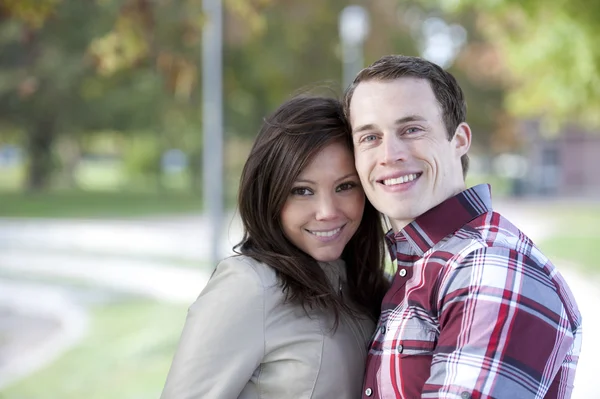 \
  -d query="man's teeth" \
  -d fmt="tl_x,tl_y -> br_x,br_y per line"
383,174 -> 418,186
310,227 -> 341,237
